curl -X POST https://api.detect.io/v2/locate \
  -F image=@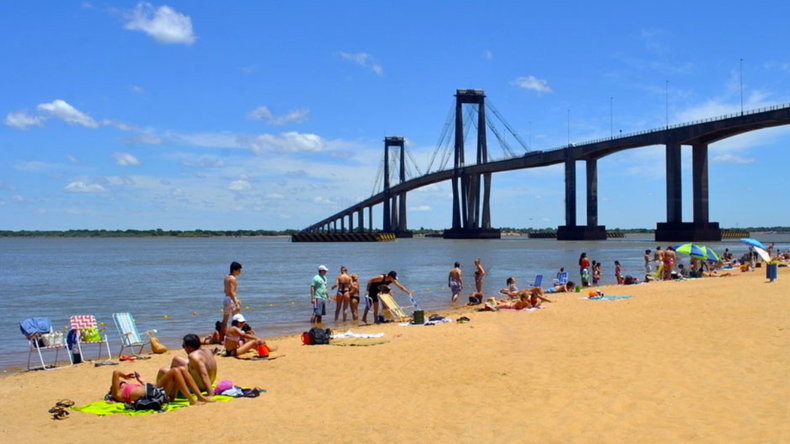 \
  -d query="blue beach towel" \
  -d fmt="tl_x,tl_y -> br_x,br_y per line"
587,295 -> 633,301
20,317 -> 52,338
